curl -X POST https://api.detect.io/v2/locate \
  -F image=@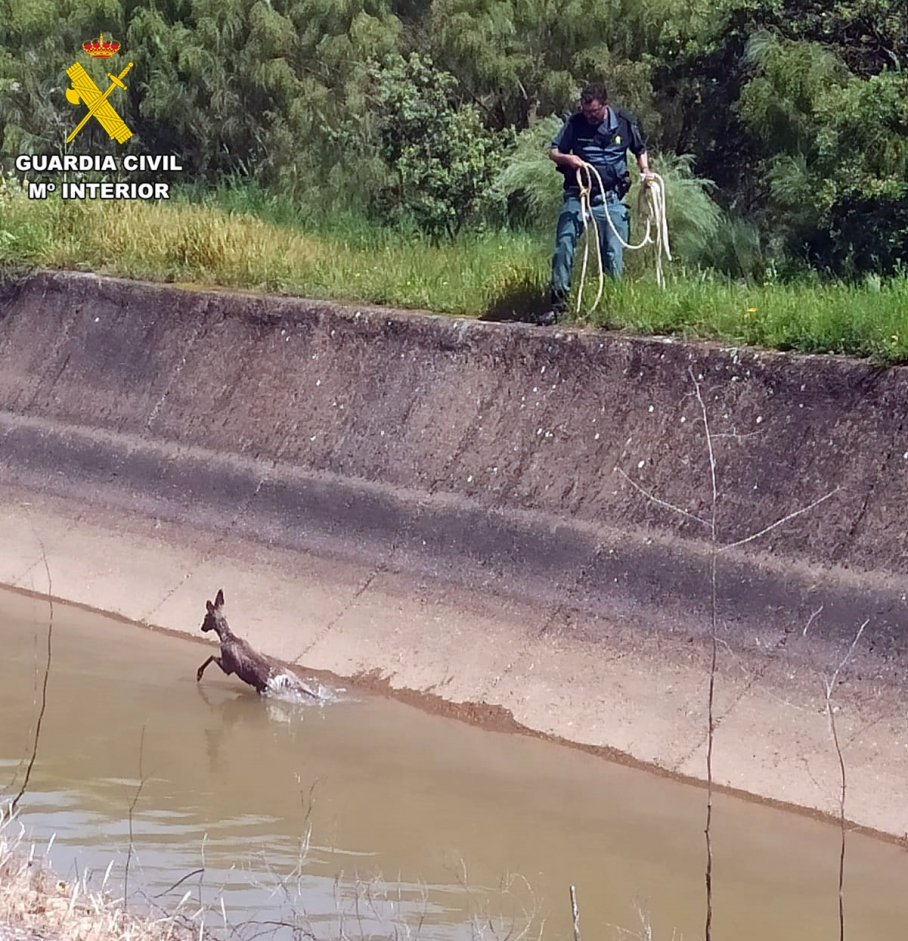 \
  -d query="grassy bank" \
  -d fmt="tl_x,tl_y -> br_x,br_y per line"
3,180 -> 908,363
